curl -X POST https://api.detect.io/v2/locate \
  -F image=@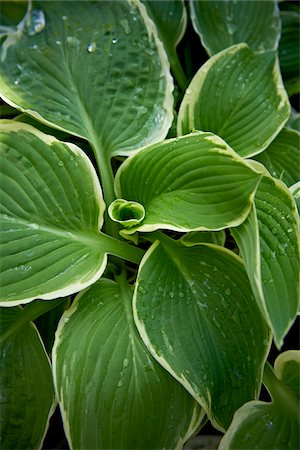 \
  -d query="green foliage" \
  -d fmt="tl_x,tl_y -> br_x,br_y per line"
0,1 -> 299,449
